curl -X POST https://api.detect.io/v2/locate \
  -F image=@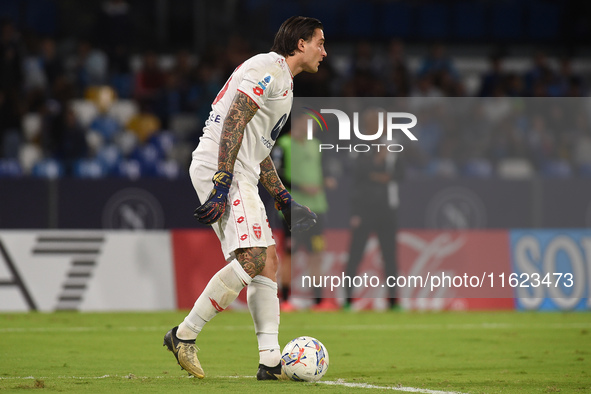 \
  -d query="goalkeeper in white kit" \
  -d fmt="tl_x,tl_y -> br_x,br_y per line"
163,16 -> 327,380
